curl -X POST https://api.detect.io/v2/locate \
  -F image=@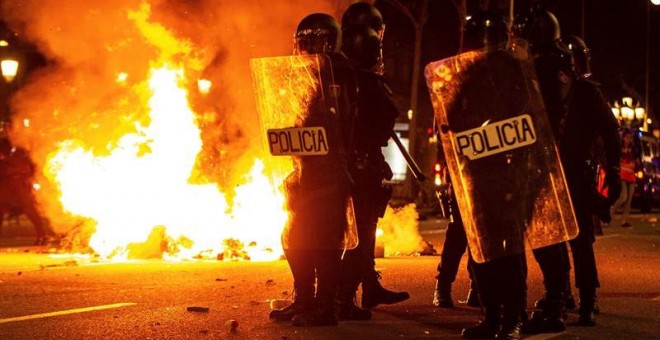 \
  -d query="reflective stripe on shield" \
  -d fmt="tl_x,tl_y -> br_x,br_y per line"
424,40 -> 578,263
250,54 -> 358,250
